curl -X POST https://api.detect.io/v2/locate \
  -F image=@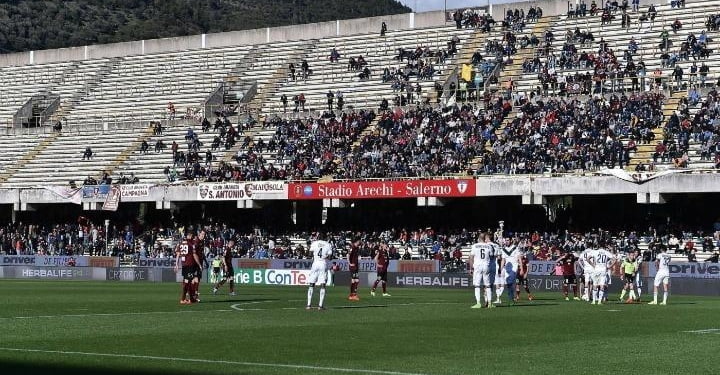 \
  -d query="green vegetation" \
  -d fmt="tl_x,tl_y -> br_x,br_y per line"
0,280 -> 716,374
0,0 -> 411,53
